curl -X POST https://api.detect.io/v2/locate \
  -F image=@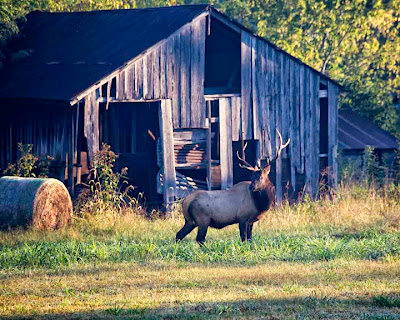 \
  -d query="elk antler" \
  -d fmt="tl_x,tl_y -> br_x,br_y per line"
268,129 -> 290,163
236,142 -> 260,172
